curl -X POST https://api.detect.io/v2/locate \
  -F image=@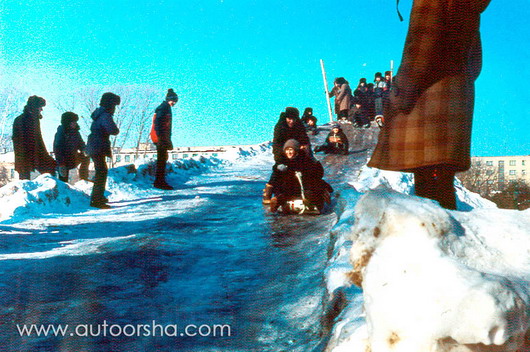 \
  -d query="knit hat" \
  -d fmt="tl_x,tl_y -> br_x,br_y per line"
61,111 -> 79,126
26,95 -> 46,109
284,107 -> 299,120
166,88 -> 179,102
283,139 -> 300,151
359,78 -> 367,84
303,107 -> 313,115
